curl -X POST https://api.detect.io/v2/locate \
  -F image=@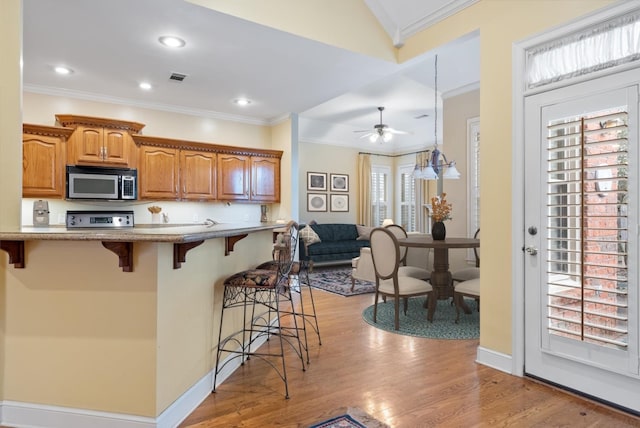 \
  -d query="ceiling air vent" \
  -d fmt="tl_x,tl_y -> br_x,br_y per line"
169,72 -> 187,82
